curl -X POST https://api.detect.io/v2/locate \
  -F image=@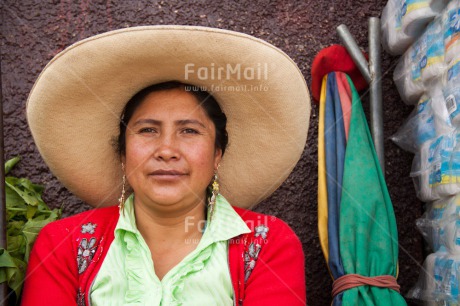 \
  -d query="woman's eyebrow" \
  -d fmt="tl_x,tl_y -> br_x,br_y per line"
132,119 -> 161,126
176,119 -> 207,129
131,118 -> 207,129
